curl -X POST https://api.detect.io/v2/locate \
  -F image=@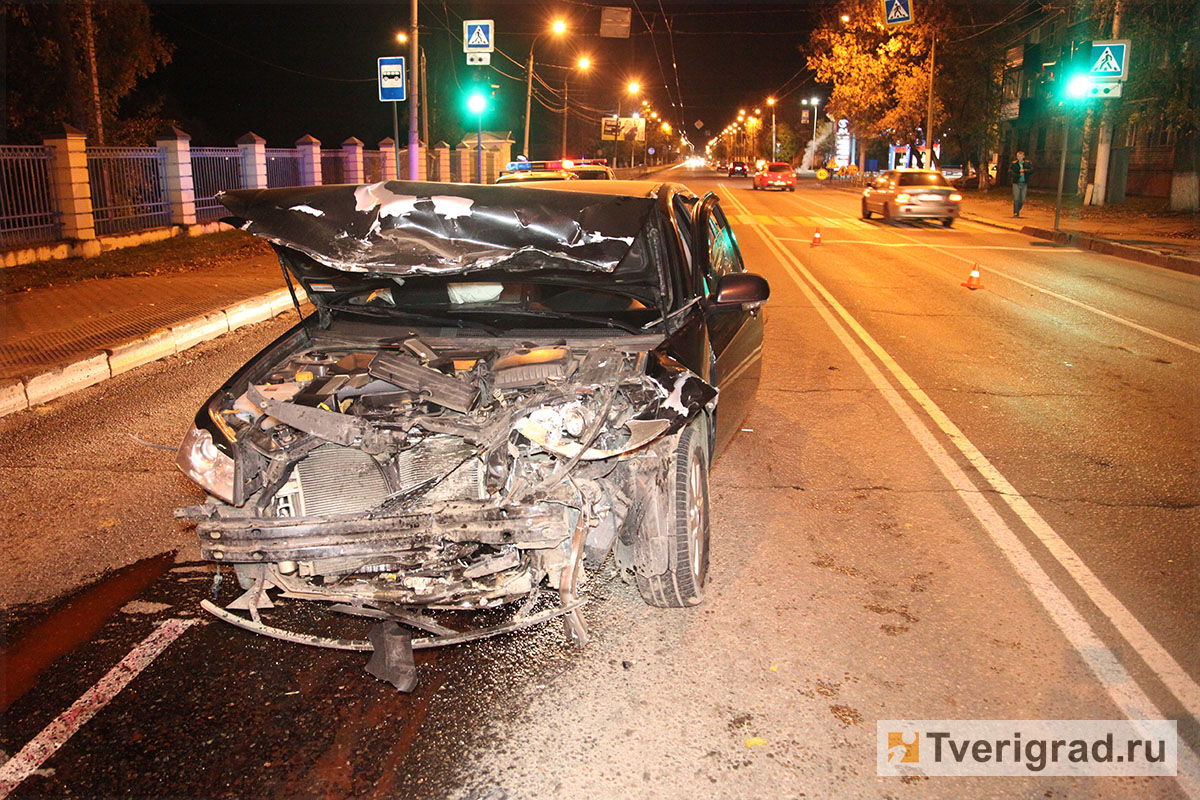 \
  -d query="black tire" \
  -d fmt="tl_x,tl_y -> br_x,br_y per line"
635,420 -> 711,608
942,216 -> 954,228
861,200 -> 872,219
753,183 -> 759,190
884,203 -> 894,223
788,186 -> 795,192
